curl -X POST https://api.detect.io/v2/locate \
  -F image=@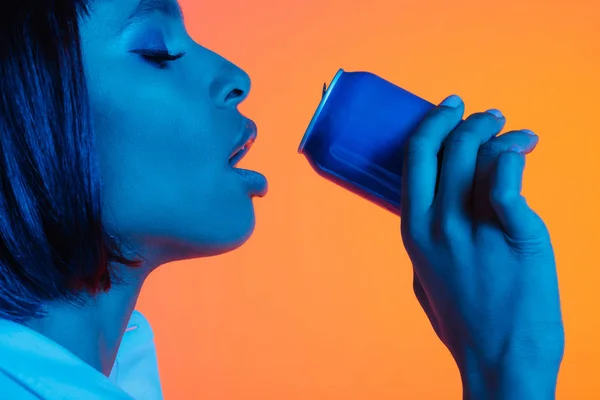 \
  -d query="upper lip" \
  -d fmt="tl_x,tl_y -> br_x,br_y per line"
228,118 -> 257,167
